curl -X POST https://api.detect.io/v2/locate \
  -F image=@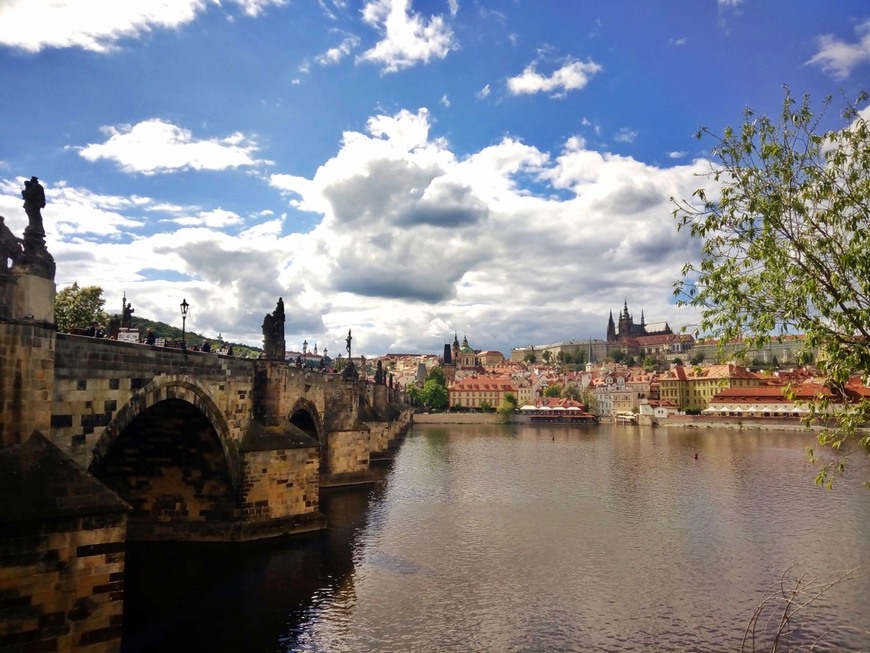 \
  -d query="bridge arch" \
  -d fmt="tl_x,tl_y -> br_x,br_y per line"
288,398 -> 328,474
288,397 -> 323,443
89,376 -> 239,539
